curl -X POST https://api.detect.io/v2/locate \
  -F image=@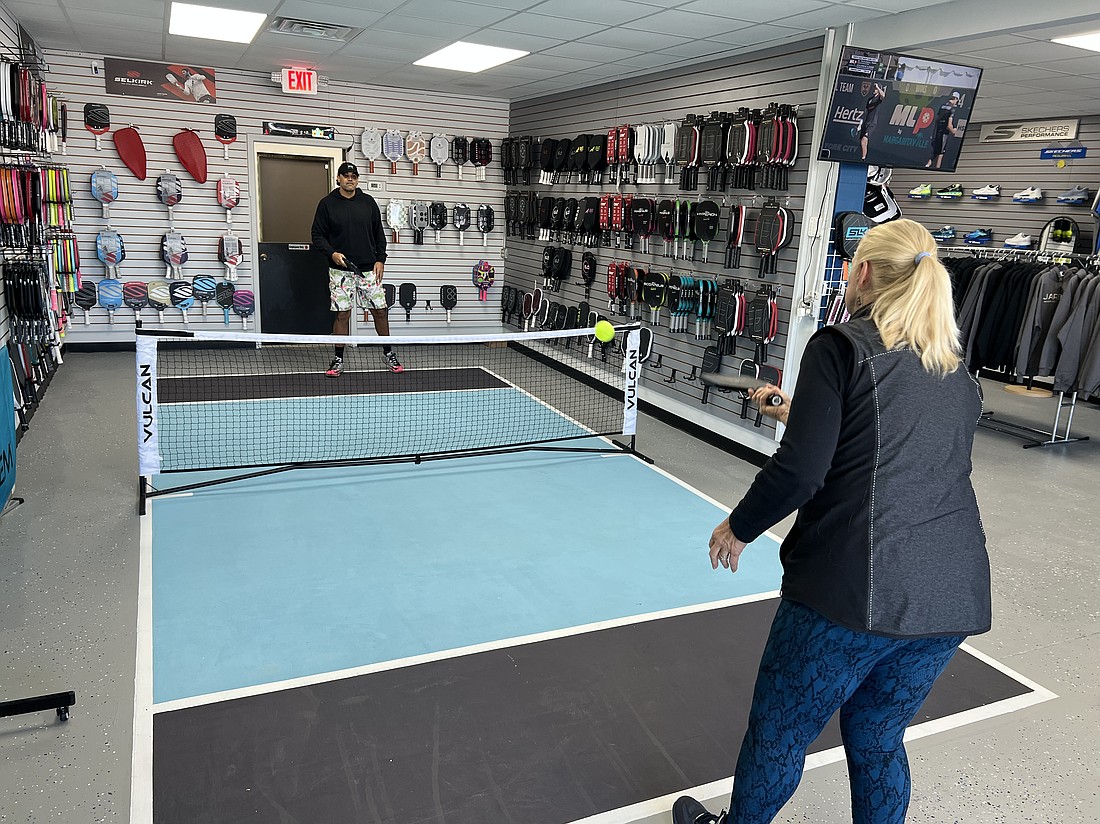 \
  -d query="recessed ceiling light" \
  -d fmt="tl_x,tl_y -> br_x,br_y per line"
414,42 -> 529,73
1052,30 -> 1100,53
169,2 -> 267,44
